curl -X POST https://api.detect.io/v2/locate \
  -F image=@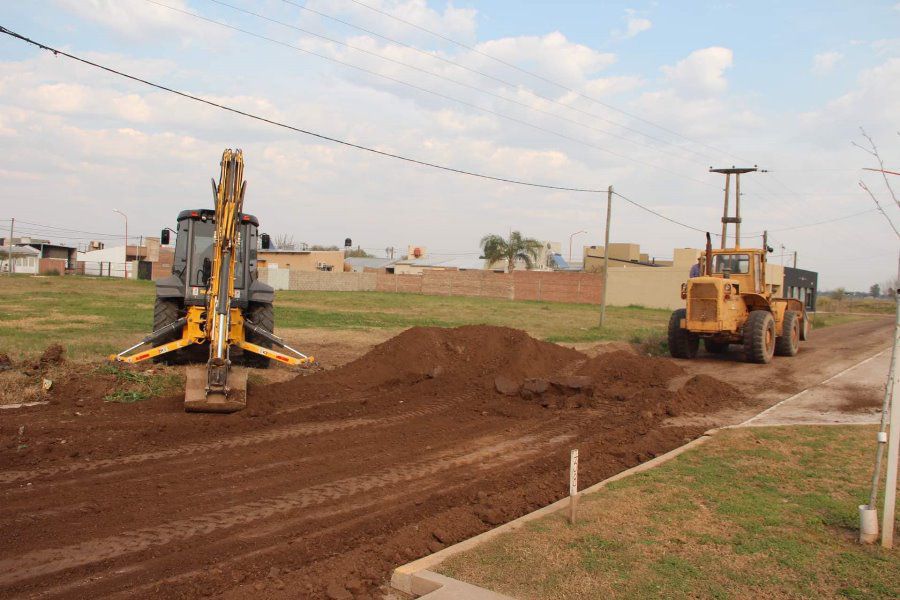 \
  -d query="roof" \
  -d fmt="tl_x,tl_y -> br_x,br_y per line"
345,257 -> 397,271
400,256 -> 491,270
3,245 -> 40,257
